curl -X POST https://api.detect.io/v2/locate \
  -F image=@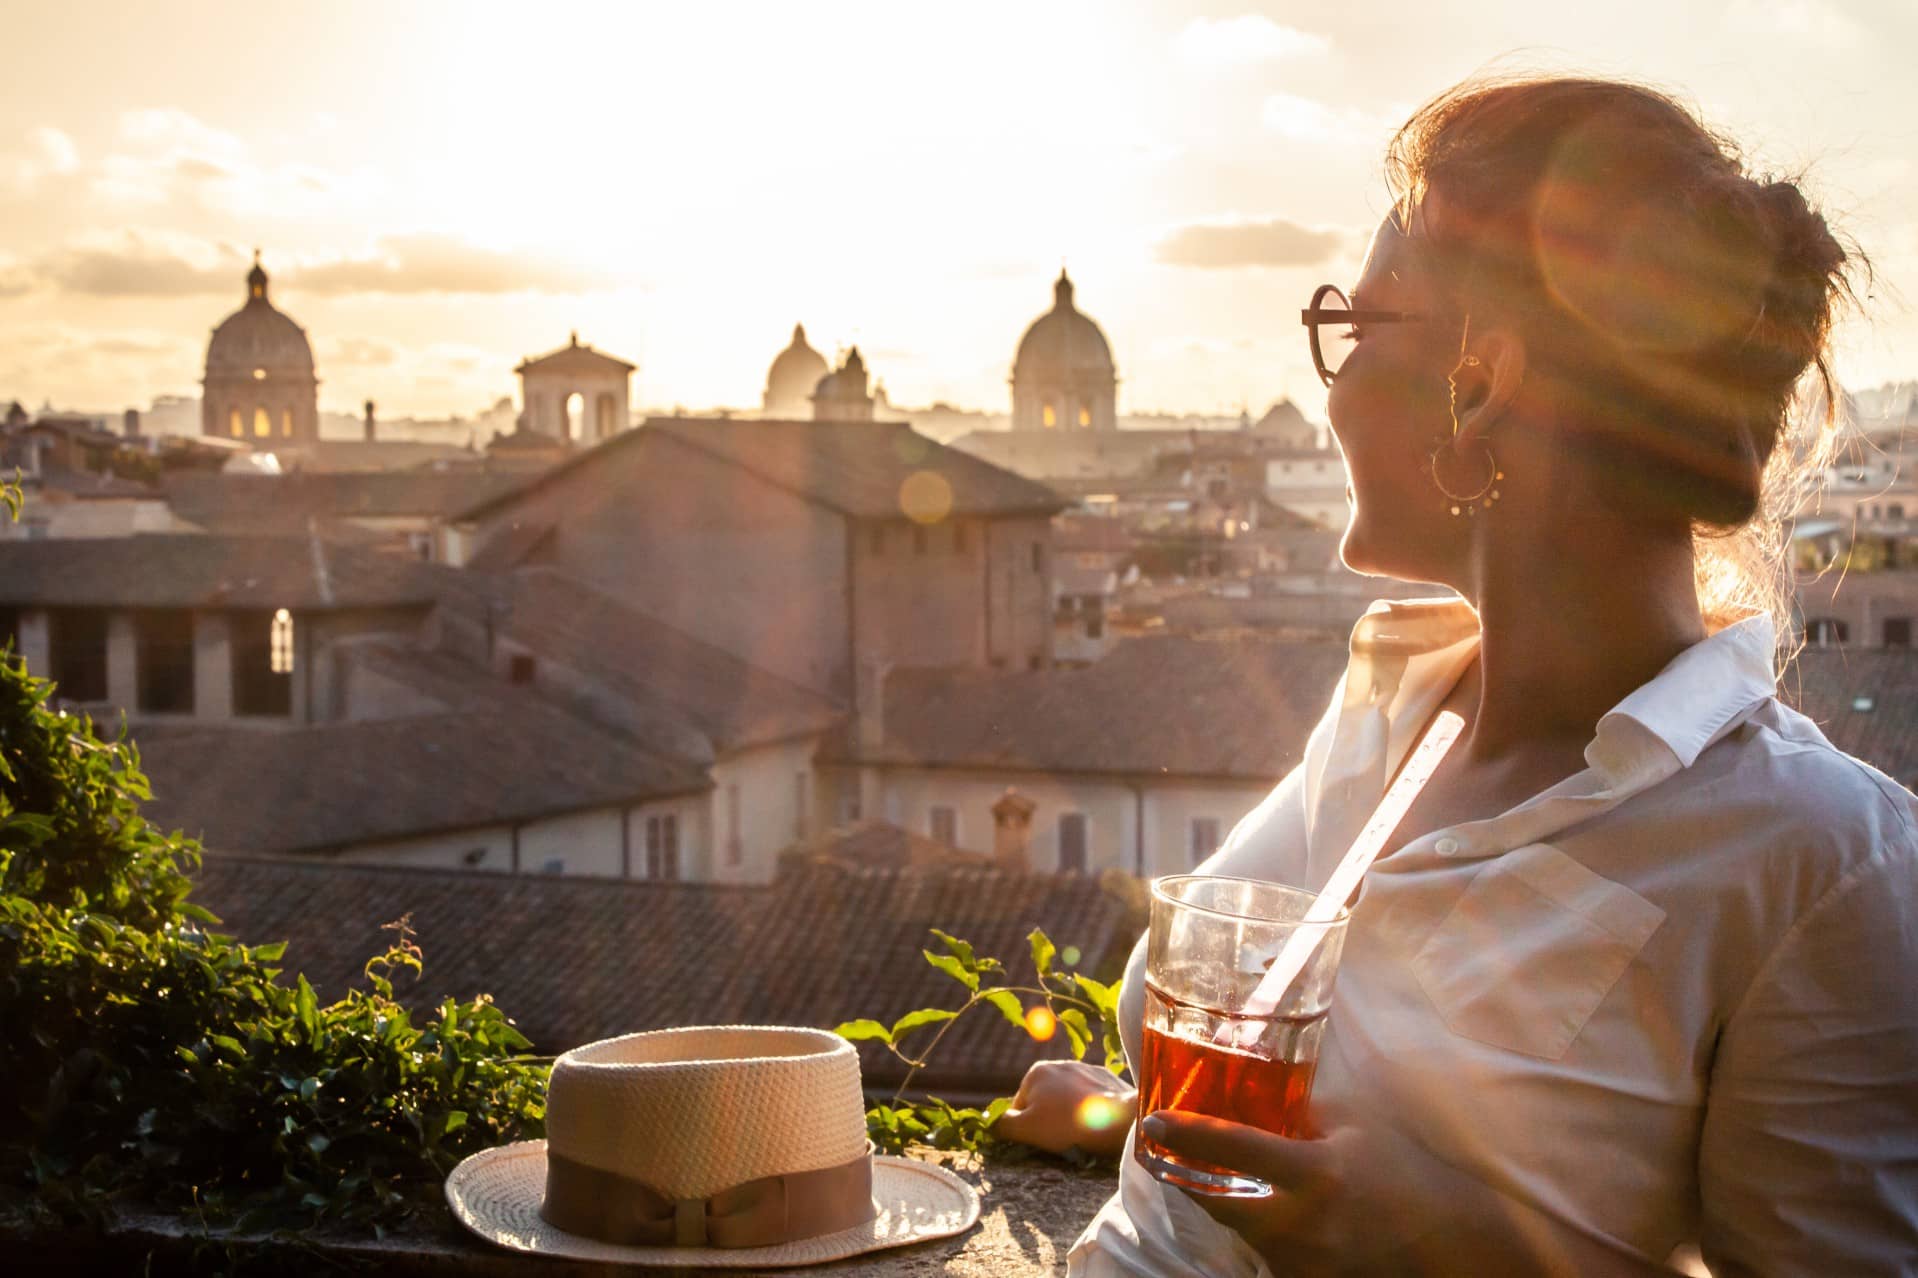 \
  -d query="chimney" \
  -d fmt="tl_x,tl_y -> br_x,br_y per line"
855,658 -> 890,753
123,408 -> 140,438
991,787 -> 1036,874
363,400 -> 377,442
